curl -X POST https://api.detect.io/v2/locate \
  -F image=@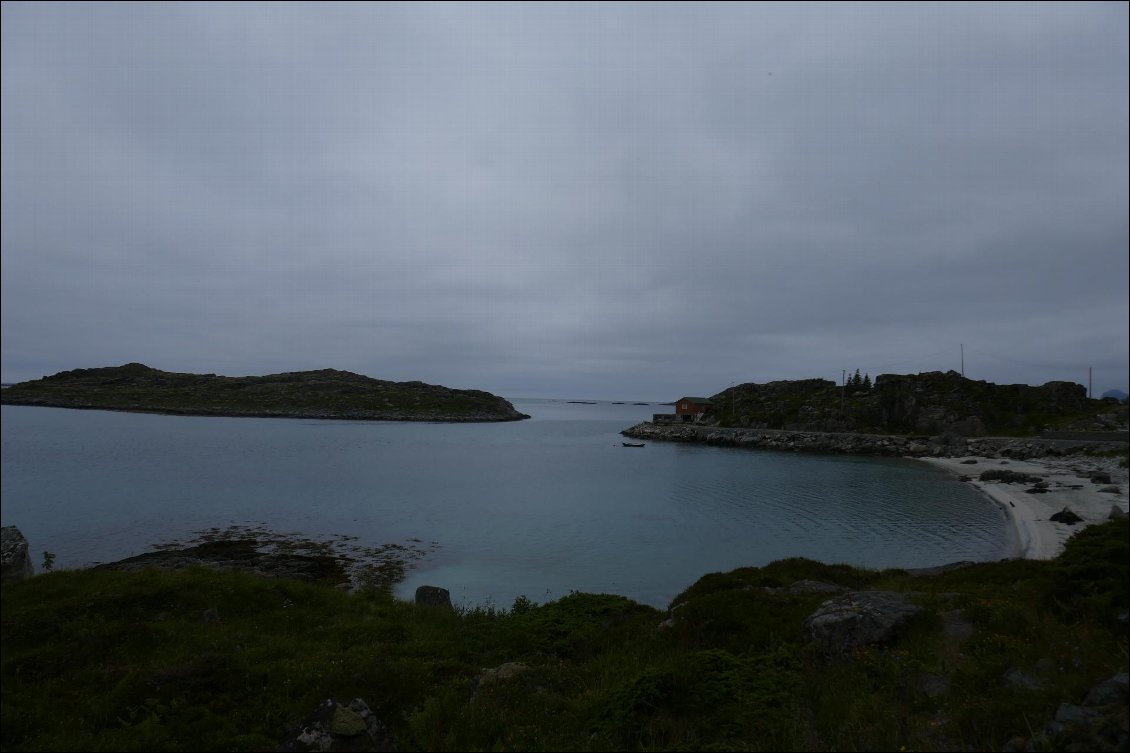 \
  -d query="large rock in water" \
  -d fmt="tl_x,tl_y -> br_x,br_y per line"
1,526 -> 34,583
802,591 -> 924,655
